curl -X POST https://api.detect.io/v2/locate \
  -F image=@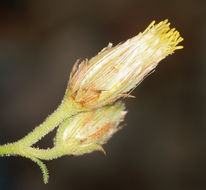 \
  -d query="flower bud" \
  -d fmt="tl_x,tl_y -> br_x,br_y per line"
55,102 -> 126,155
66,20 -> 183,108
